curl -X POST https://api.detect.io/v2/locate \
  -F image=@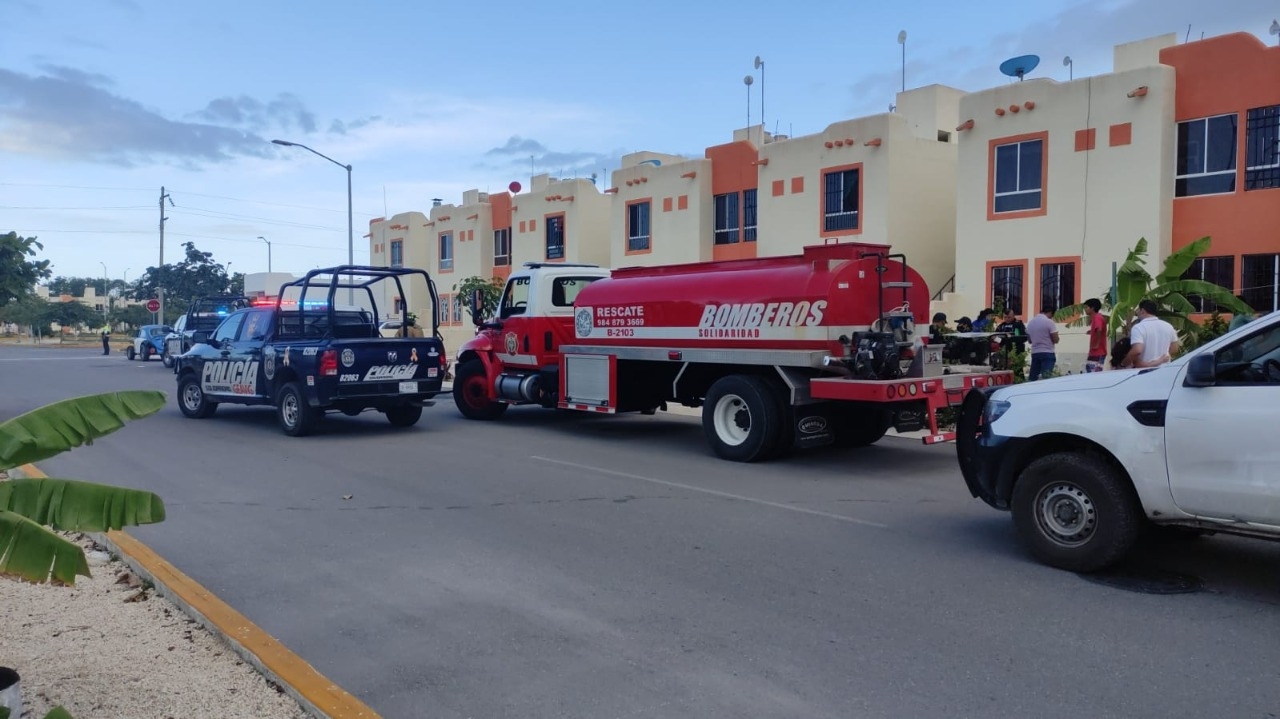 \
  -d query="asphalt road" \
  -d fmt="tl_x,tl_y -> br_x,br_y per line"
4,343 -> 1280,719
